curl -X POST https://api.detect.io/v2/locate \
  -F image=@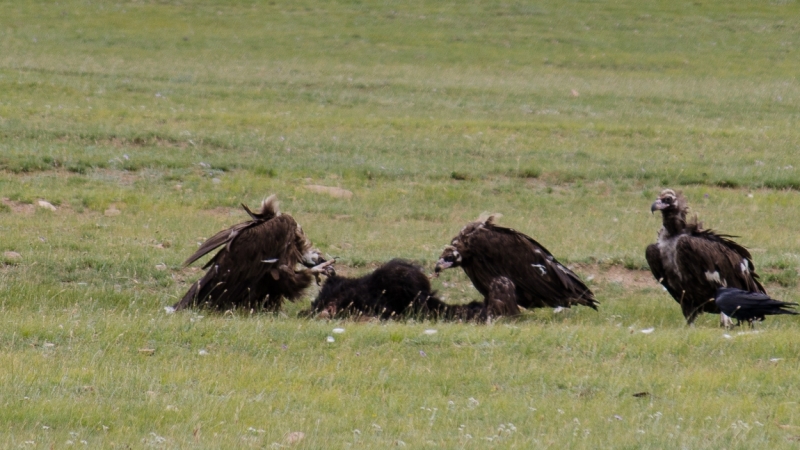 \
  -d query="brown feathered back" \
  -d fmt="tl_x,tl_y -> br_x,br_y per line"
436,216 -> 598,310
174,196 -> 325,311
